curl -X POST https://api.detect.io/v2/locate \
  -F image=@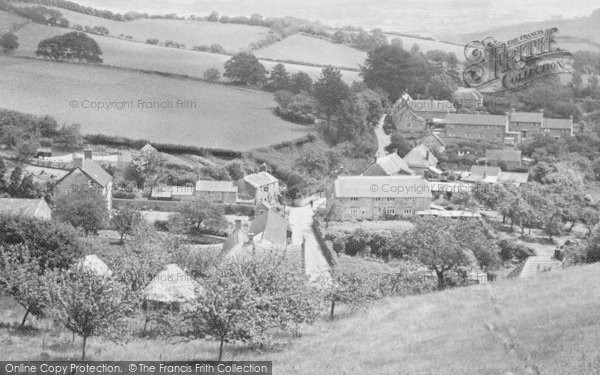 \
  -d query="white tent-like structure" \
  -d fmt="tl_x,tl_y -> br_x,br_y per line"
74,254 -> 112,277
142,264 -> 202,311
